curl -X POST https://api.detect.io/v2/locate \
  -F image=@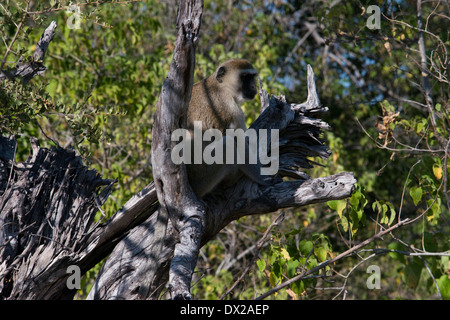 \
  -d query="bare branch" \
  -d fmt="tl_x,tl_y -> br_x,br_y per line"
1,20 -> 57,82
220,211 -> 286,300
255,218 -> 412,300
